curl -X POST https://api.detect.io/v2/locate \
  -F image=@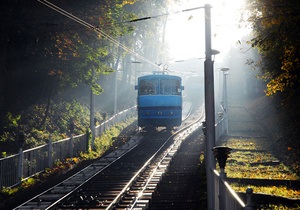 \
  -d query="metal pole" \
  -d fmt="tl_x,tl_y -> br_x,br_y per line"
244,188 -> 255,210
204,4 -> 216,210
219,70 -> 223,107
219,172 -> 226,210
90,67 -> 95,150
224,73 -> 228,133
114,70 -> 117,117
